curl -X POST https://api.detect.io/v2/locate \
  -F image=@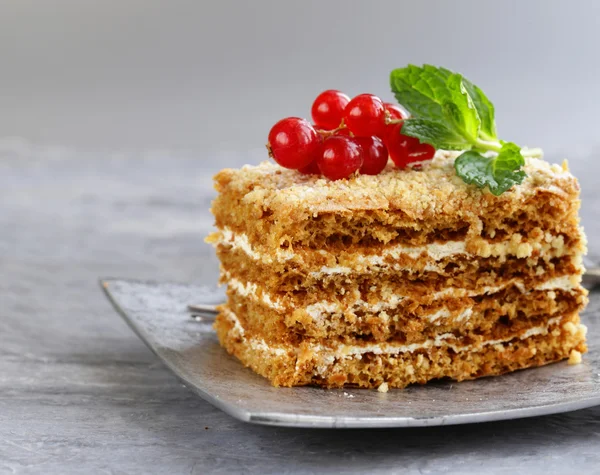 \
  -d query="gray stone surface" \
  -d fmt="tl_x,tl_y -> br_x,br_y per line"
1,142 -> 599,474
